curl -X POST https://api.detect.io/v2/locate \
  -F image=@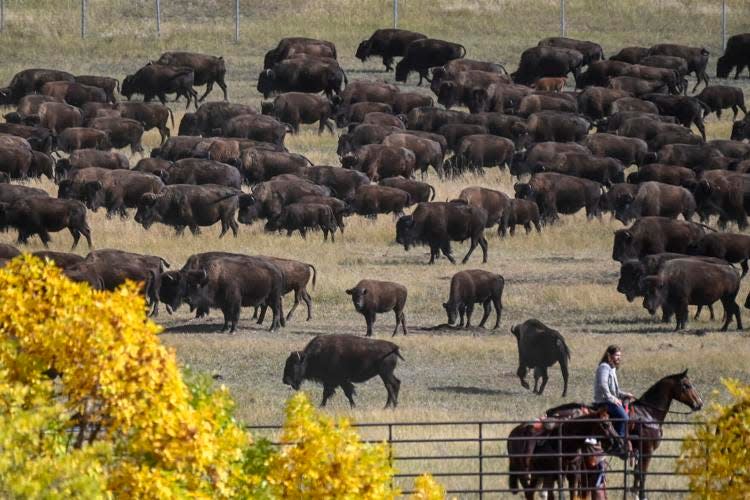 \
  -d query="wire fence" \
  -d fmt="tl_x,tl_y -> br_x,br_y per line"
248,417 -> 704,498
